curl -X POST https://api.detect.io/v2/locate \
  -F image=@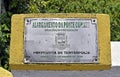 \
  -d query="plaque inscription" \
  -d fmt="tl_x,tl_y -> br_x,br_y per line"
24,18 -> 98,63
